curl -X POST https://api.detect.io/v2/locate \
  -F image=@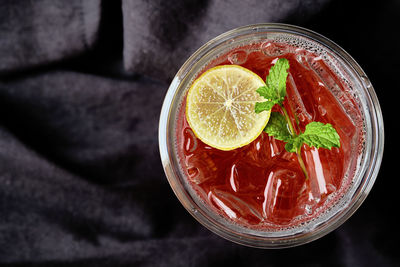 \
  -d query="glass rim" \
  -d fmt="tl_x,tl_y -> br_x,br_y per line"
159,23 -> 384,248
